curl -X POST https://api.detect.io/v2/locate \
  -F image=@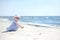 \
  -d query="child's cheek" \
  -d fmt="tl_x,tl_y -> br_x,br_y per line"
16,19 -> 19,21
